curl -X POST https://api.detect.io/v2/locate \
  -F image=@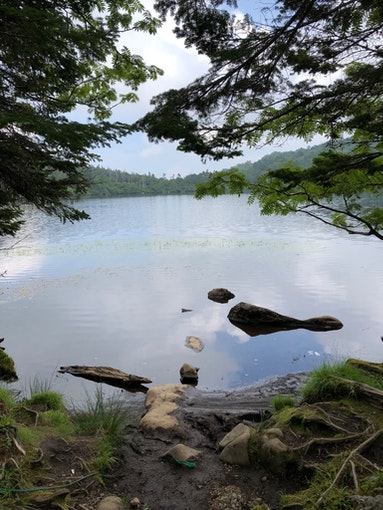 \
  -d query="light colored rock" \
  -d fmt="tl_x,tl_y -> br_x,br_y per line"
162,443 -> 202,463
185,335 -> 204,352
261,435 -> 290,454
219,424 -> 251,466
219,423 -> 250,450
129,497 -> 140,508
97,495 -> 124,510
140,384 -> 187,430
265,427 -> 284,439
